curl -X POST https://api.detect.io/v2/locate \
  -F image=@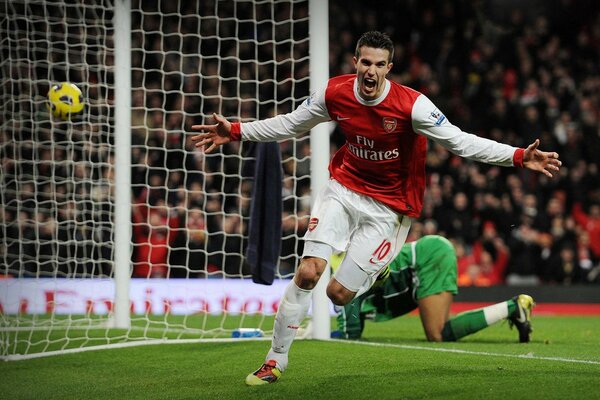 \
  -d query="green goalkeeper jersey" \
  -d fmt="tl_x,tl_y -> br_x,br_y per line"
335,235 -> 458,339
